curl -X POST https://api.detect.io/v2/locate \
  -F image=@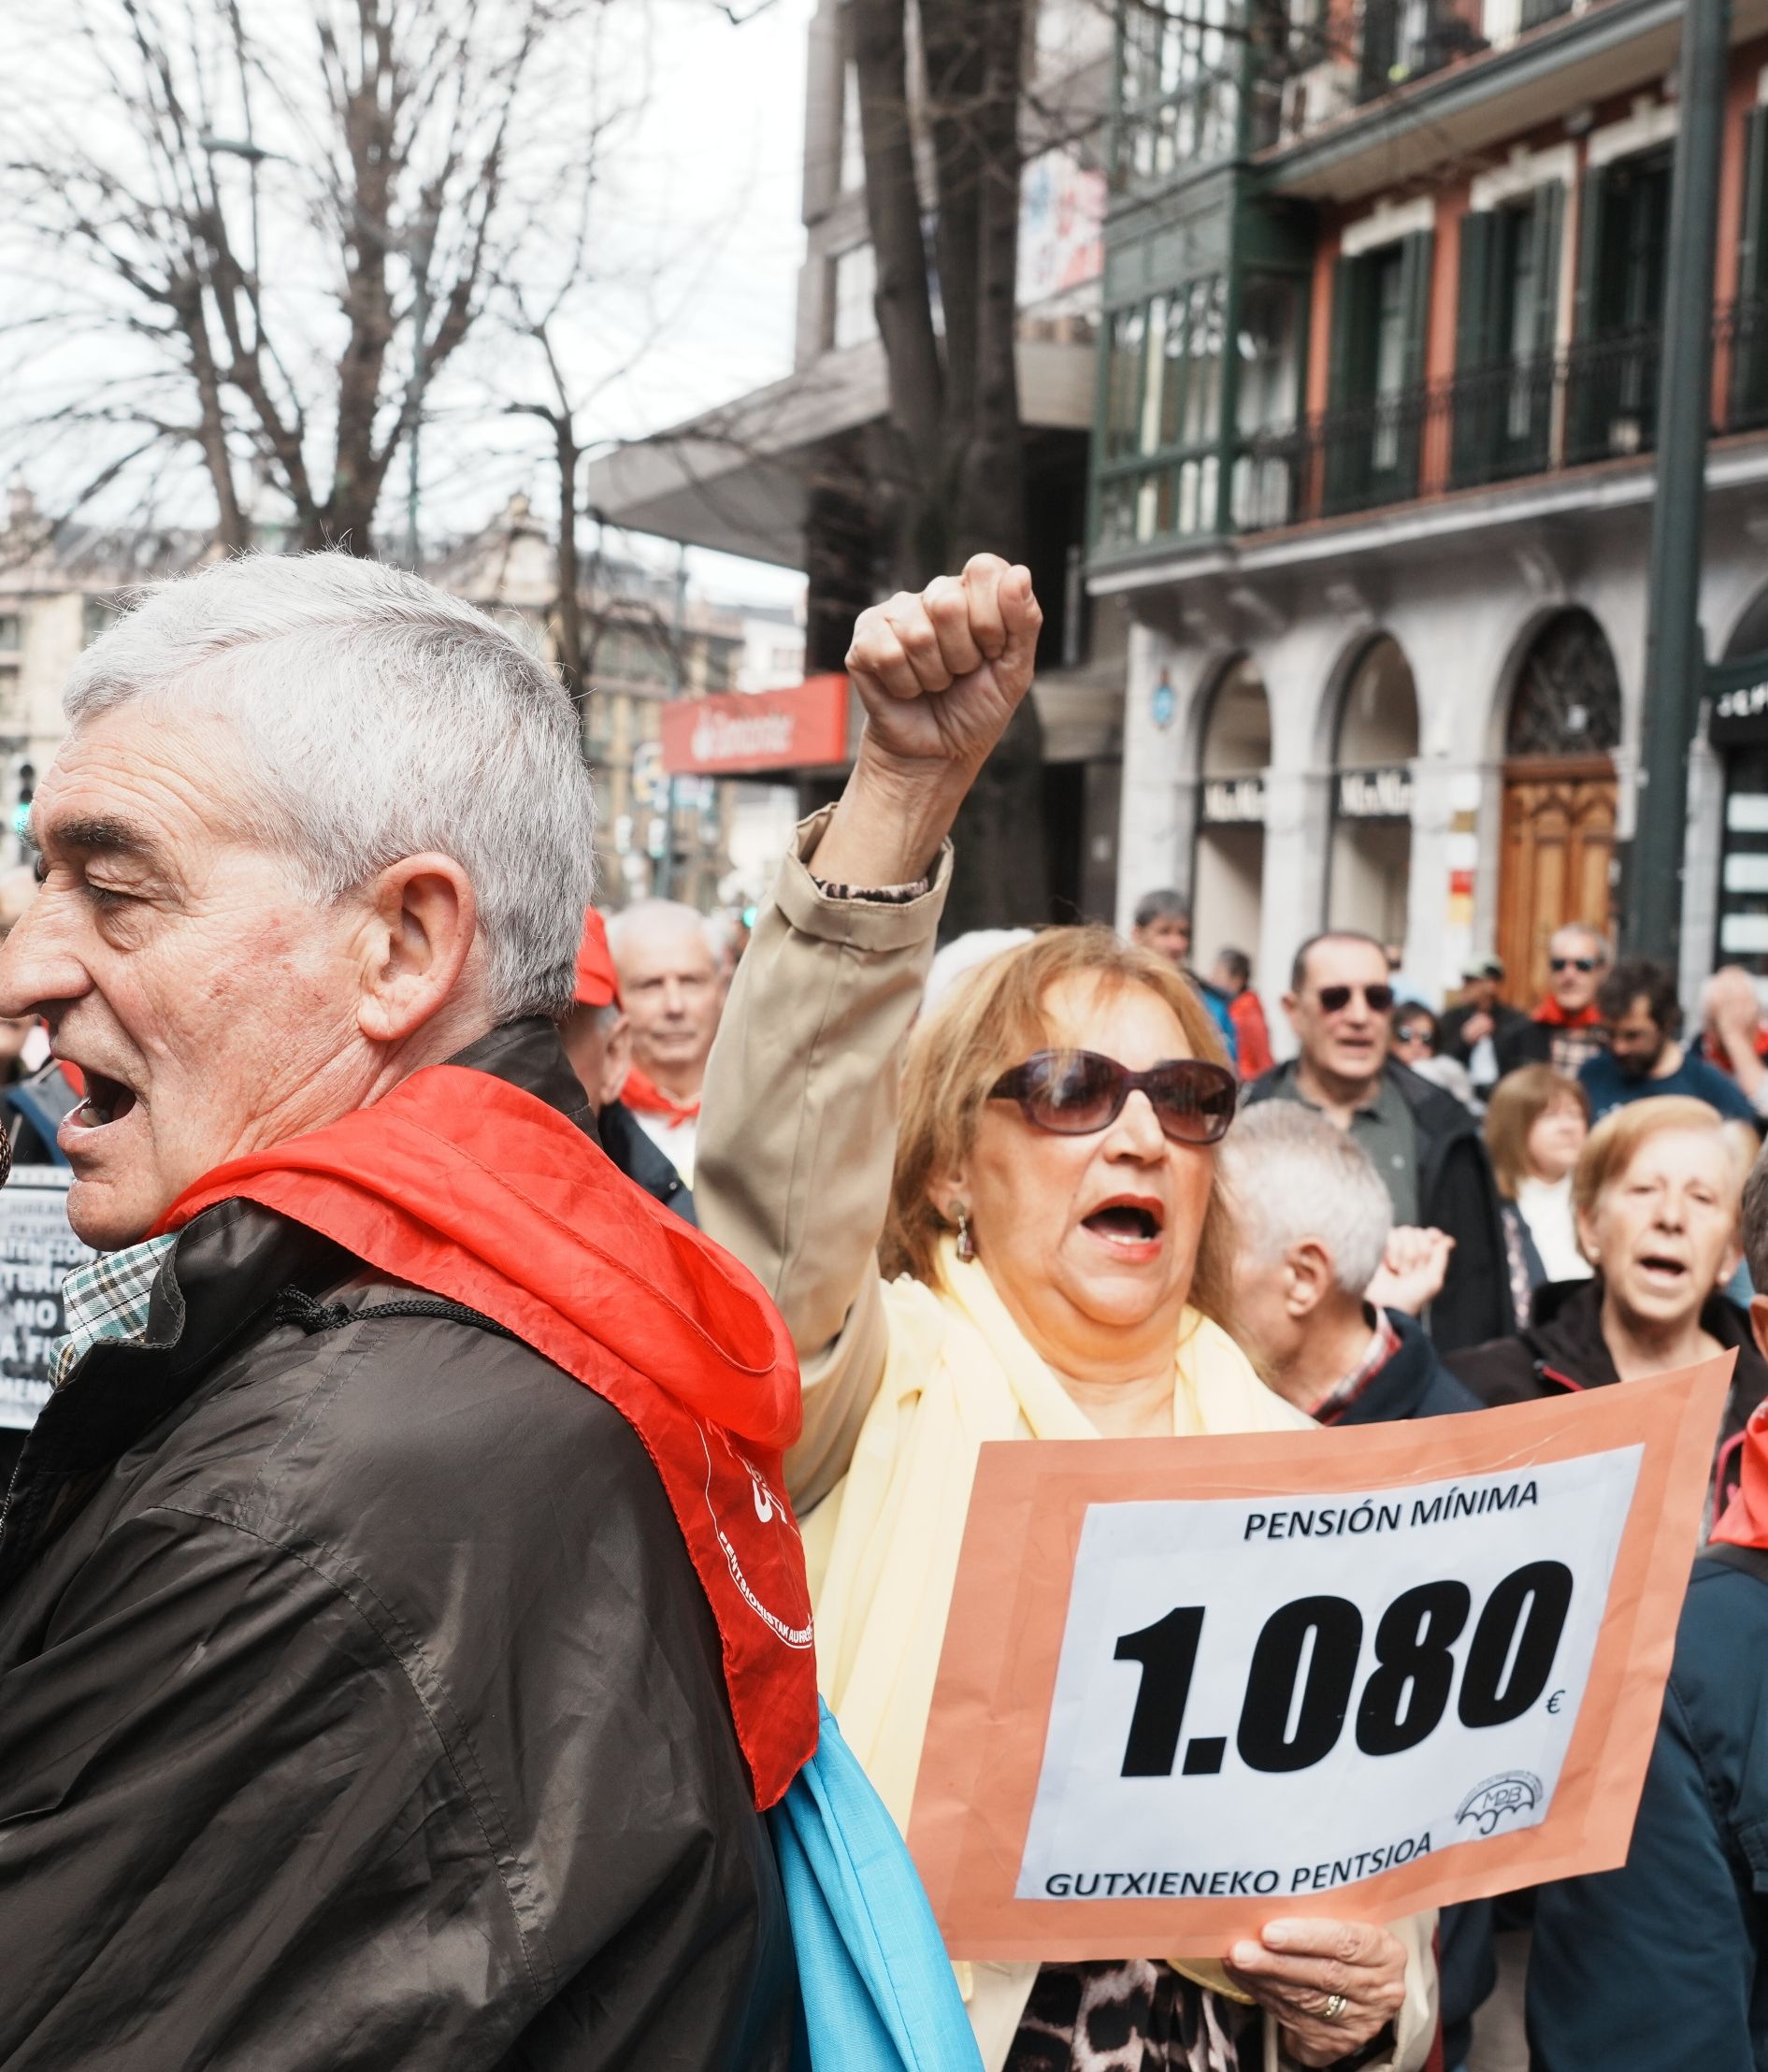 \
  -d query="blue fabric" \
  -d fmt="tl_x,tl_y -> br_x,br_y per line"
1527,1556 -> 1768,2068
772,1700 -> 983,2072
1188,976 -> 1239,1070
